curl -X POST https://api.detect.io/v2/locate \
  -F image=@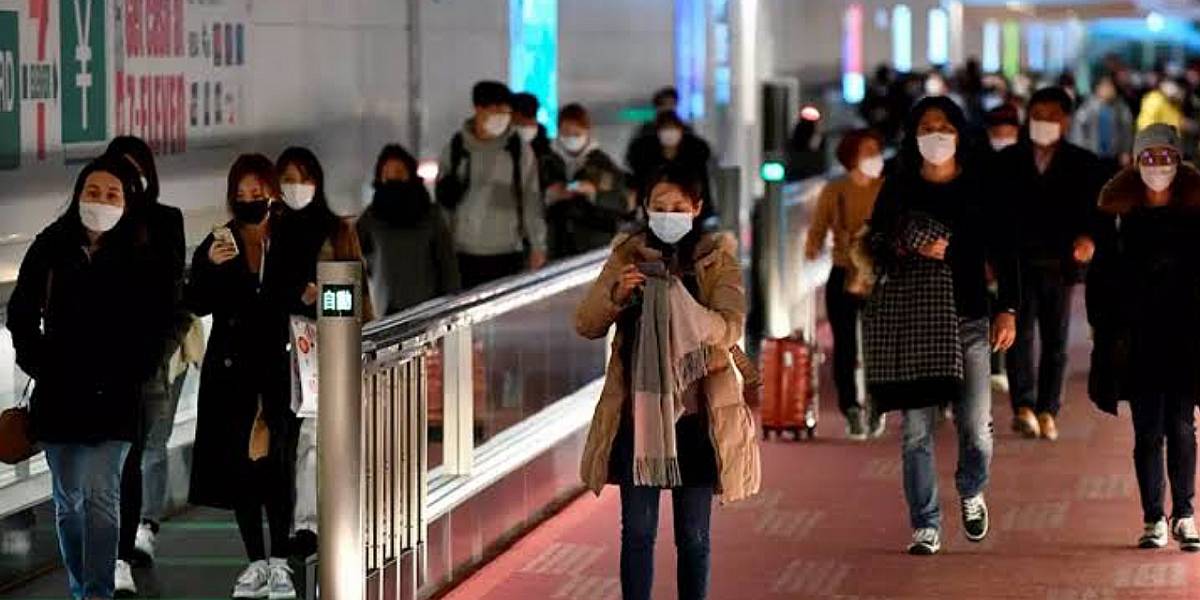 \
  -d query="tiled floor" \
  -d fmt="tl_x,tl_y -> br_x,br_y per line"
442,310 -> 1200,599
